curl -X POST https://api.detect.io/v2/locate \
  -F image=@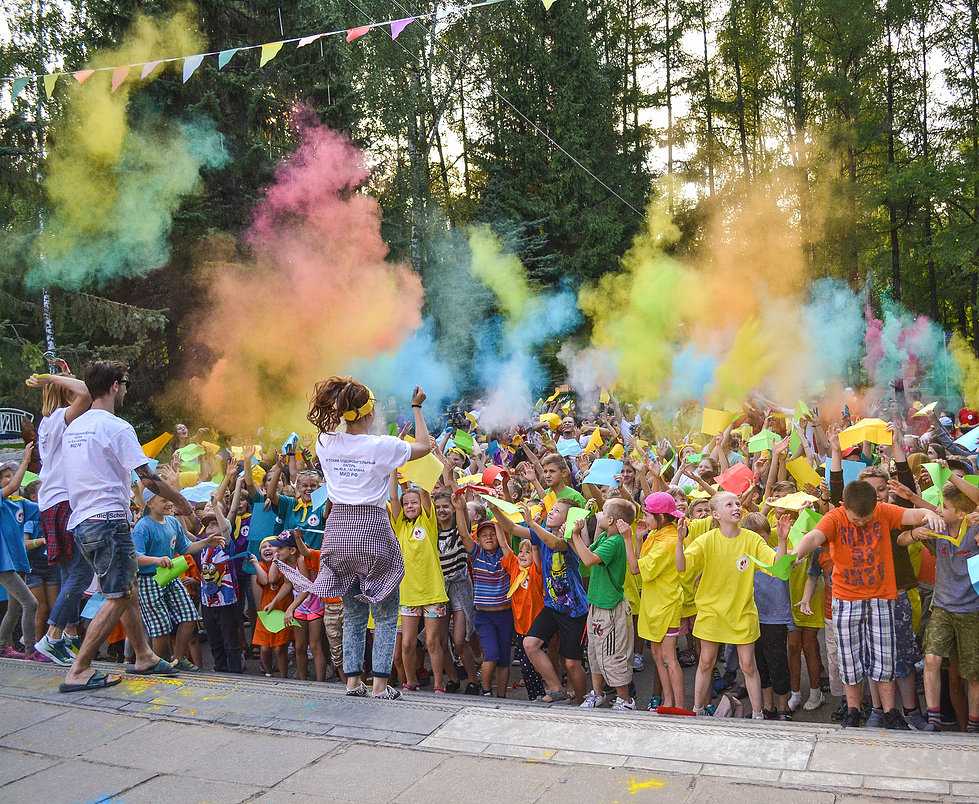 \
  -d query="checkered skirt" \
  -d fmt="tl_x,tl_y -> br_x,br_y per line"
276,503 -> 404,604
